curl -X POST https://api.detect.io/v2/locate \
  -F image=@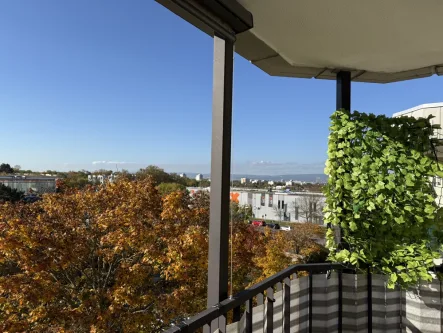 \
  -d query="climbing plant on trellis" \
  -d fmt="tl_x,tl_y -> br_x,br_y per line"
324,110 -> 443,288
